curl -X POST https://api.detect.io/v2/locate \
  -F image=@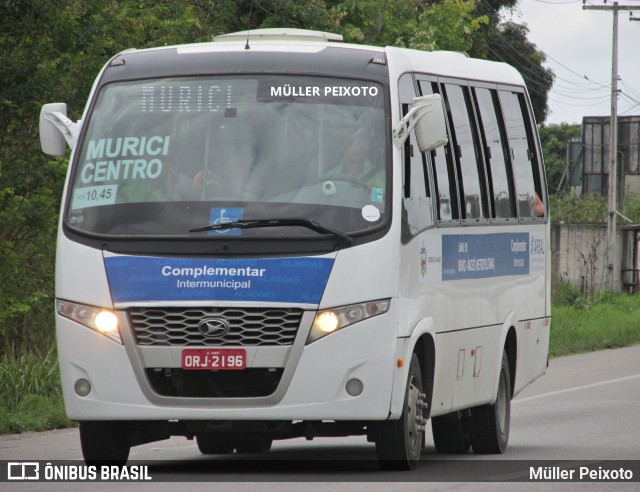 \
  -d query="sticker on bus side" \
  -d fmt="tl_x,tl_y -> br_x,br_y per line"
442,233 -> 530,281
104,256 -> 334,304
